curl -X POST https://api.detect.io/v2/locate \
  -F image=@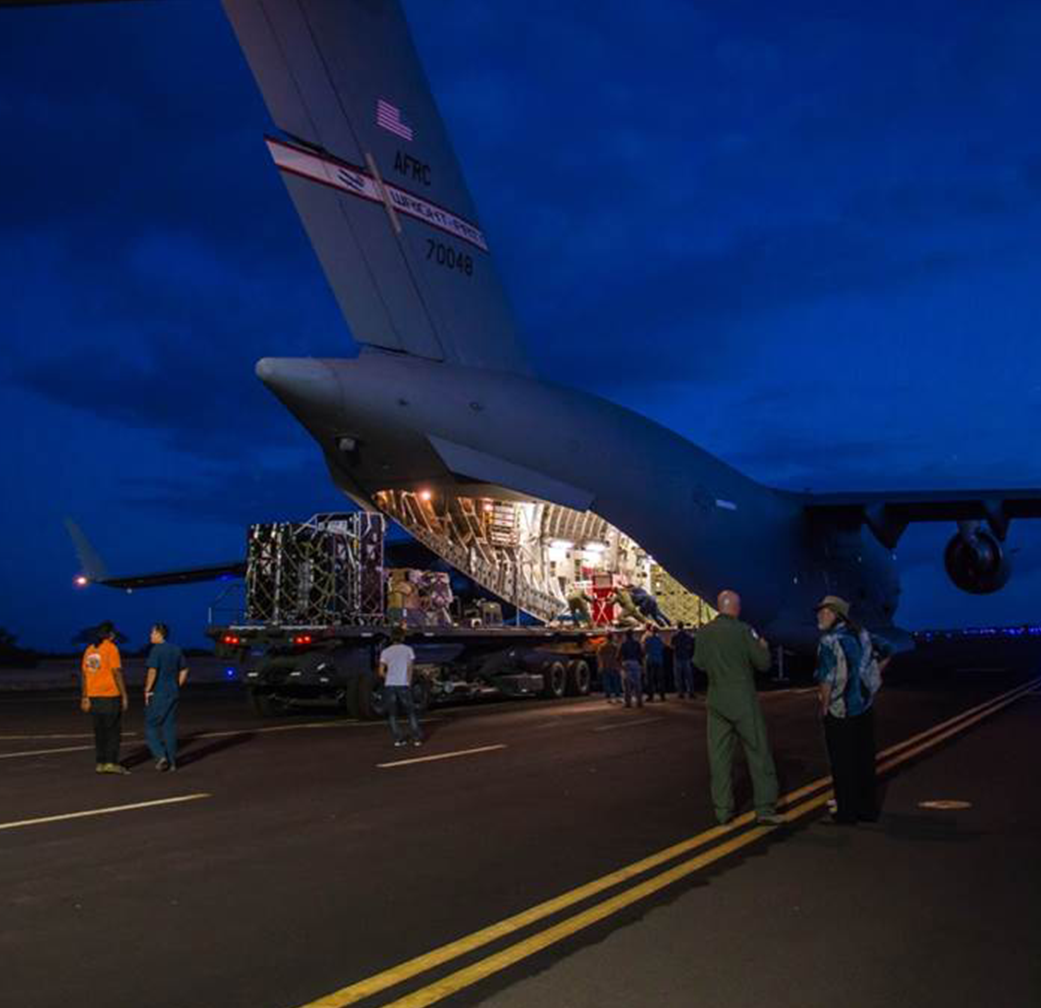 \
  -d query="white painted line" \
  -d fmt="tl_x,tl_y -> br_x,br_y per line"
0,696 -> 85,704
0,744 -> 93,760
0,717 -> 445,758
191,717 -> 440,740
0,732 -> 140,741
593,717 -> 663,732
378,744 -> 506,768
0,793 -> 210,832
